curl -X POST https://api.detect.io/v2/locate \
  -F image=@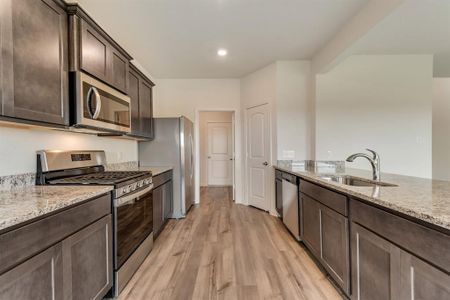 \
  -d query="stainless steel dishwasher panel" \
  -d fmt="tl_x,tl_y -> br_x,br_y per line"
282,174 -> 300,241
